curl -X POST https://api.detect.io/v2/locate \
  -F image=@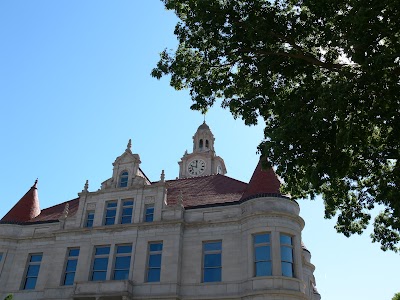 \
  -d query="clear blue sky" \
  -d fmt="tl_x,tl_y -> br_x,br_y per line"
0,1 -> 398,299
